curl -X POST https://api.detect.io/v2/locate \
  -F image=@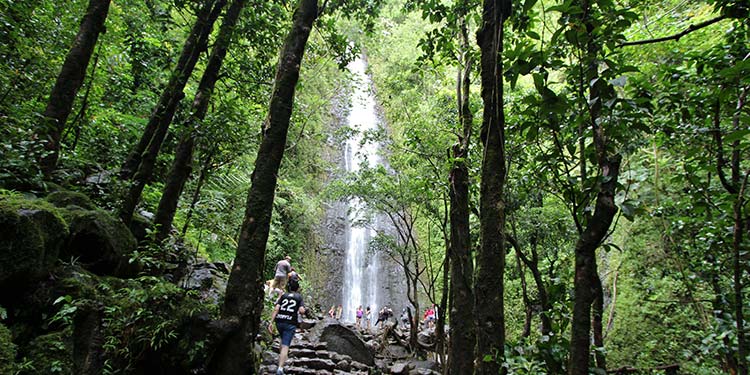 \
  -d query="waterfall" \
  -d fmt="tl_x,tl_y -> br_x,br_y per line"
342,55 -> 380,322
